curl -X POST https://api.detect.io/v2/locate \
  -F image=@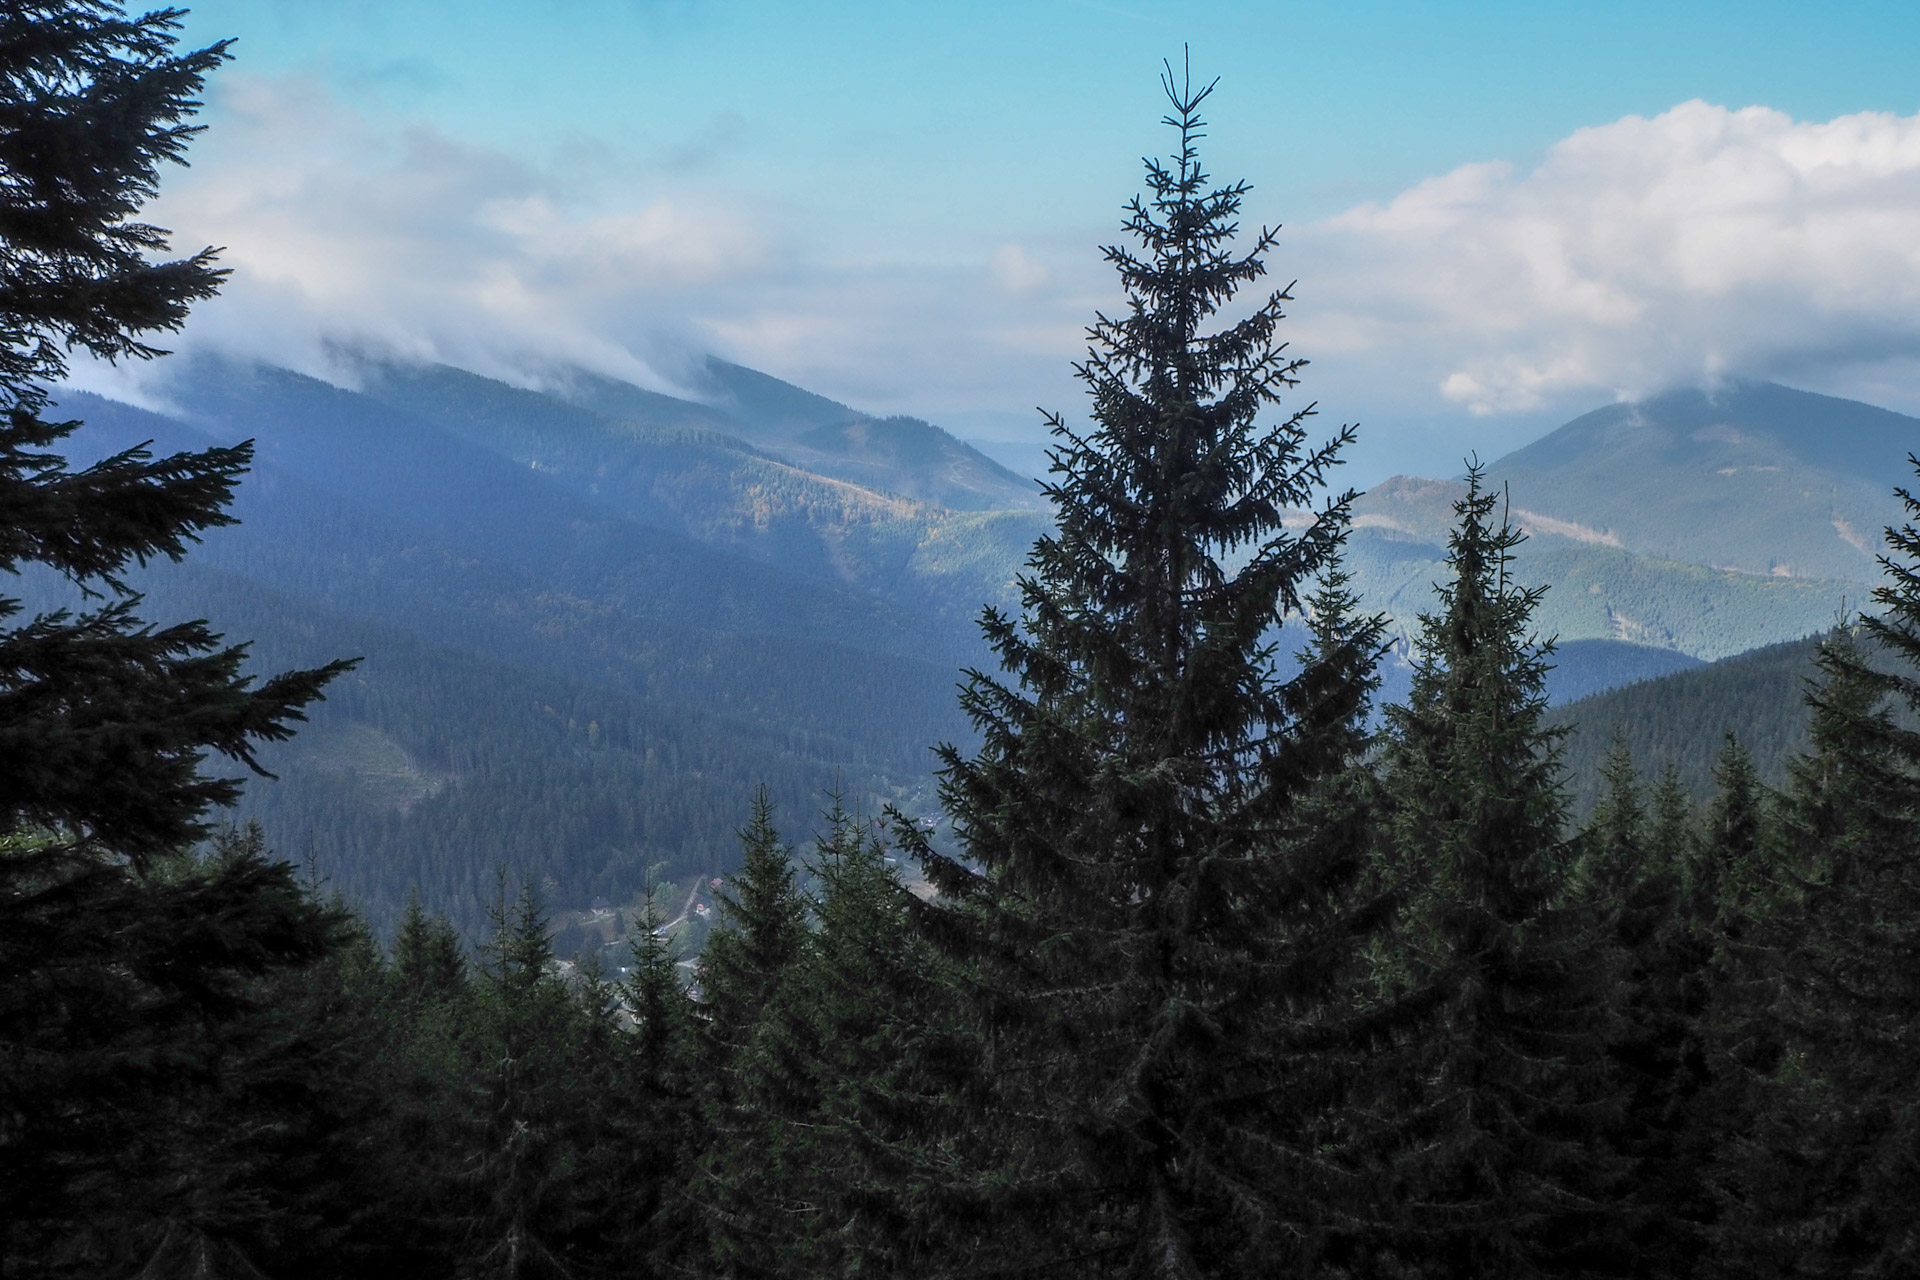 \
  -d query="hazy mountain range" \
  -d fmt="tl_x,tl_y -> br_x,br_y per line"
31,359 -> 1915,930
1346,382 -> 1907,722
